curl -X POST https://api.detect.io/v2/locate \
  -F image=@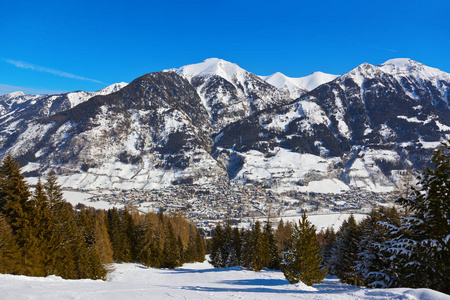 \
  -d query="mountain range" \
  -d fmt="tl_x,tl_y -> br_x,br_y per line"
1,58 -> 449,193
